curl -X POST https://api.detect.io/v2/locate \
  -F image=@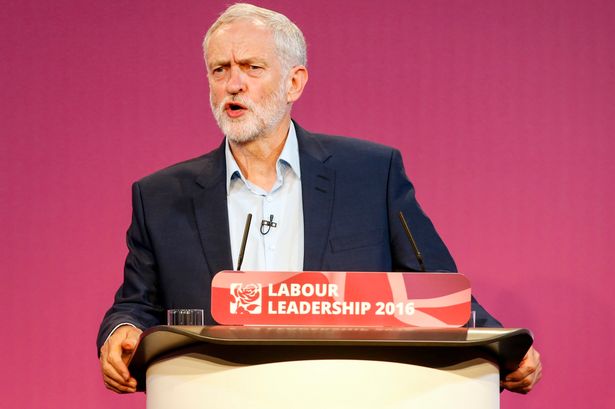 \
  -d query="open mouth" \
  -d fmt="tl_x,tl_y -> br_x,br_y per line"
224,101 -> 248,117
